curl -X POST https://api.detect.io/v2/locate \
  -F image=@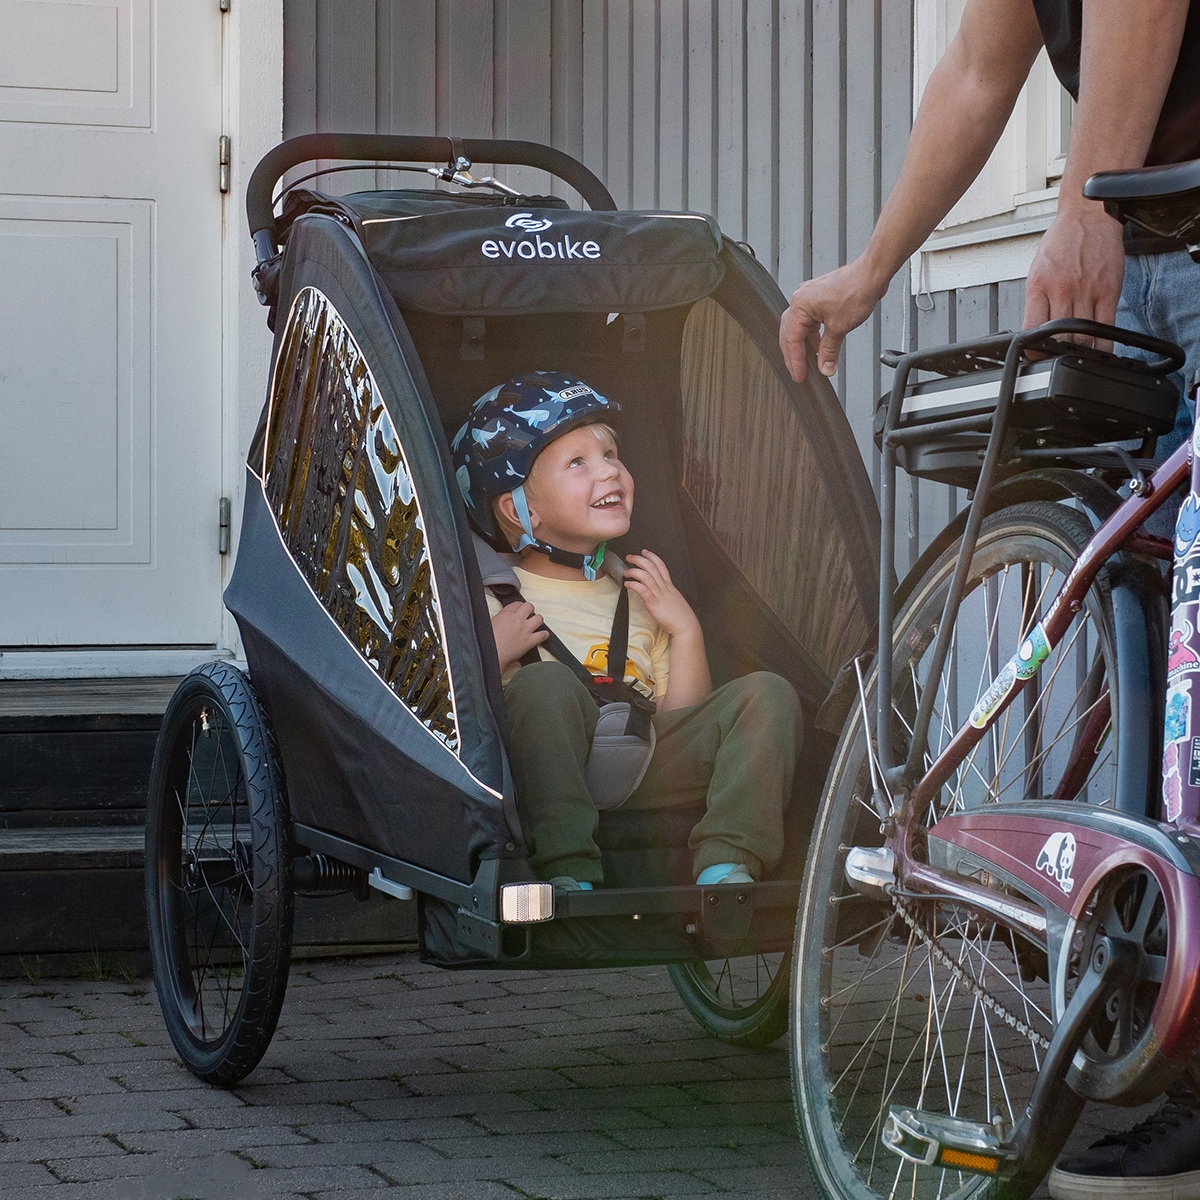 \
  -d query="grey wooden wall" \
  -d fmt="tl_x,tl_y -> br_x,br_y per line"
282,0 -> 1021,572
